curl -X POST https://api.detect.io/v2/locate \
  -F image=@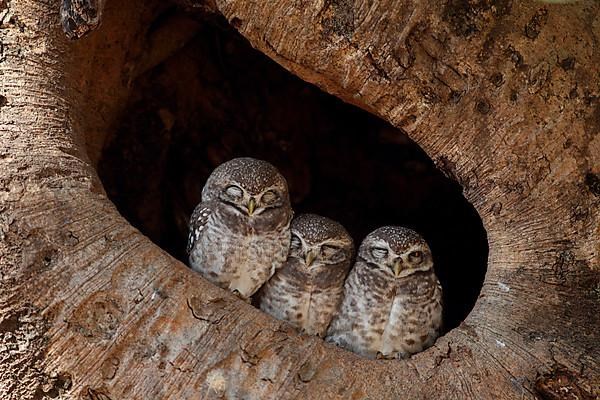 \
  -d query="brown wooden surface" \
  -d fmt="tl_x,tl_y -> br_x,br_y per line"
0,0 -> 598,399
